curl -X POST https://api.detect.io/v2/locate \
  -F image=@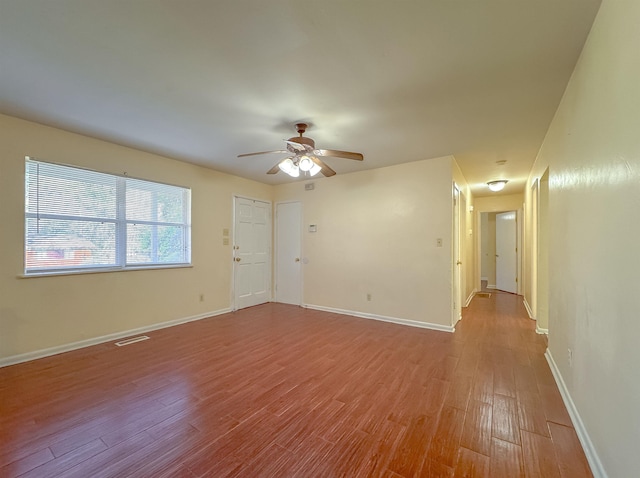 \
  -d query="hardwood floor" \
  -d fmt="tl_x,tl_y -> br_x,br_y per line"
0,292 -> 592,477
